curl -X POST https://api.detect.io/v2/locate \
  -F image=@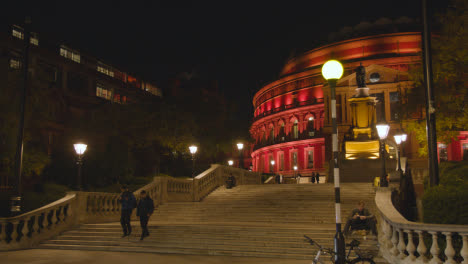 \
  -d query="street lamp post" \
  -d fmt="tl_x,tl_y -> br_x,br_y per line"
376,123 -> 390,187
394,135 -> 403,176
10,17 -> 32,216
270,160 -> 275,173
189,145 -> 198,179
74,143 -> 87,191
293,165 -> 298,178
322,59 -> 345,264
237,143 -> 244,169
